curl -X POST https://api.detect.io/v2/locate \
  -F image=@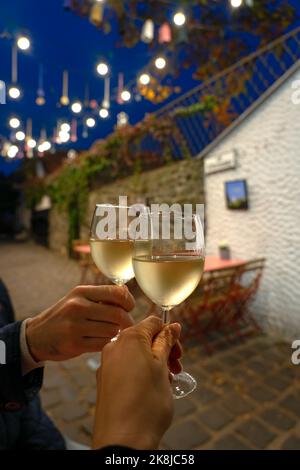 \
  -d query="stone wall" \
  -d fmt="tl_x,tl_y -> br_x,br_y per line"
204,68 -> 300,339
49,158 -> 205,255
